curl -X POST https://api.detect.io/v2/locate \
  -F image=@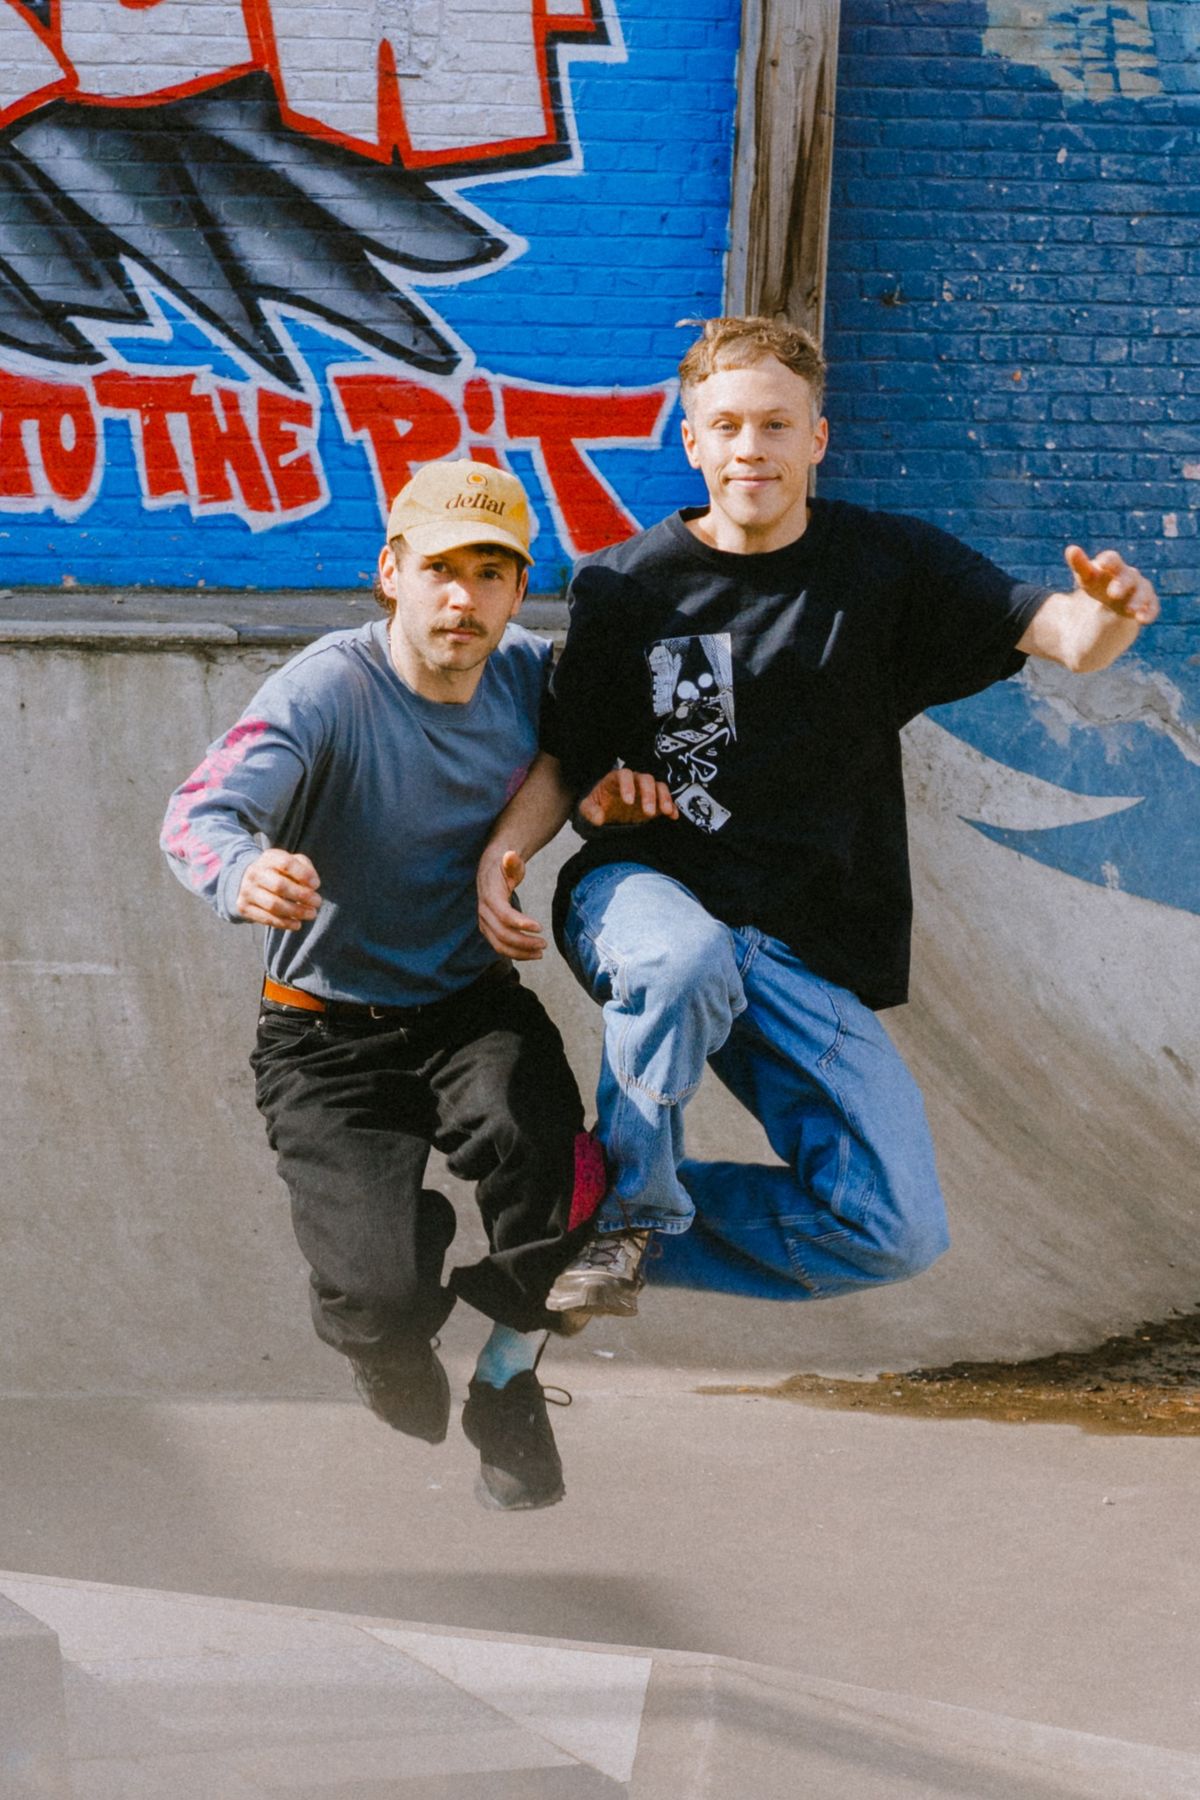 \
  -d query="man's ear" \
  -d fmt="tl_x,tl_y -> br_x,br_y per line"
510,564 -> 529,617
810,416 -> 830,466
681,414 -> 701,470
377,540 -> 400,605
